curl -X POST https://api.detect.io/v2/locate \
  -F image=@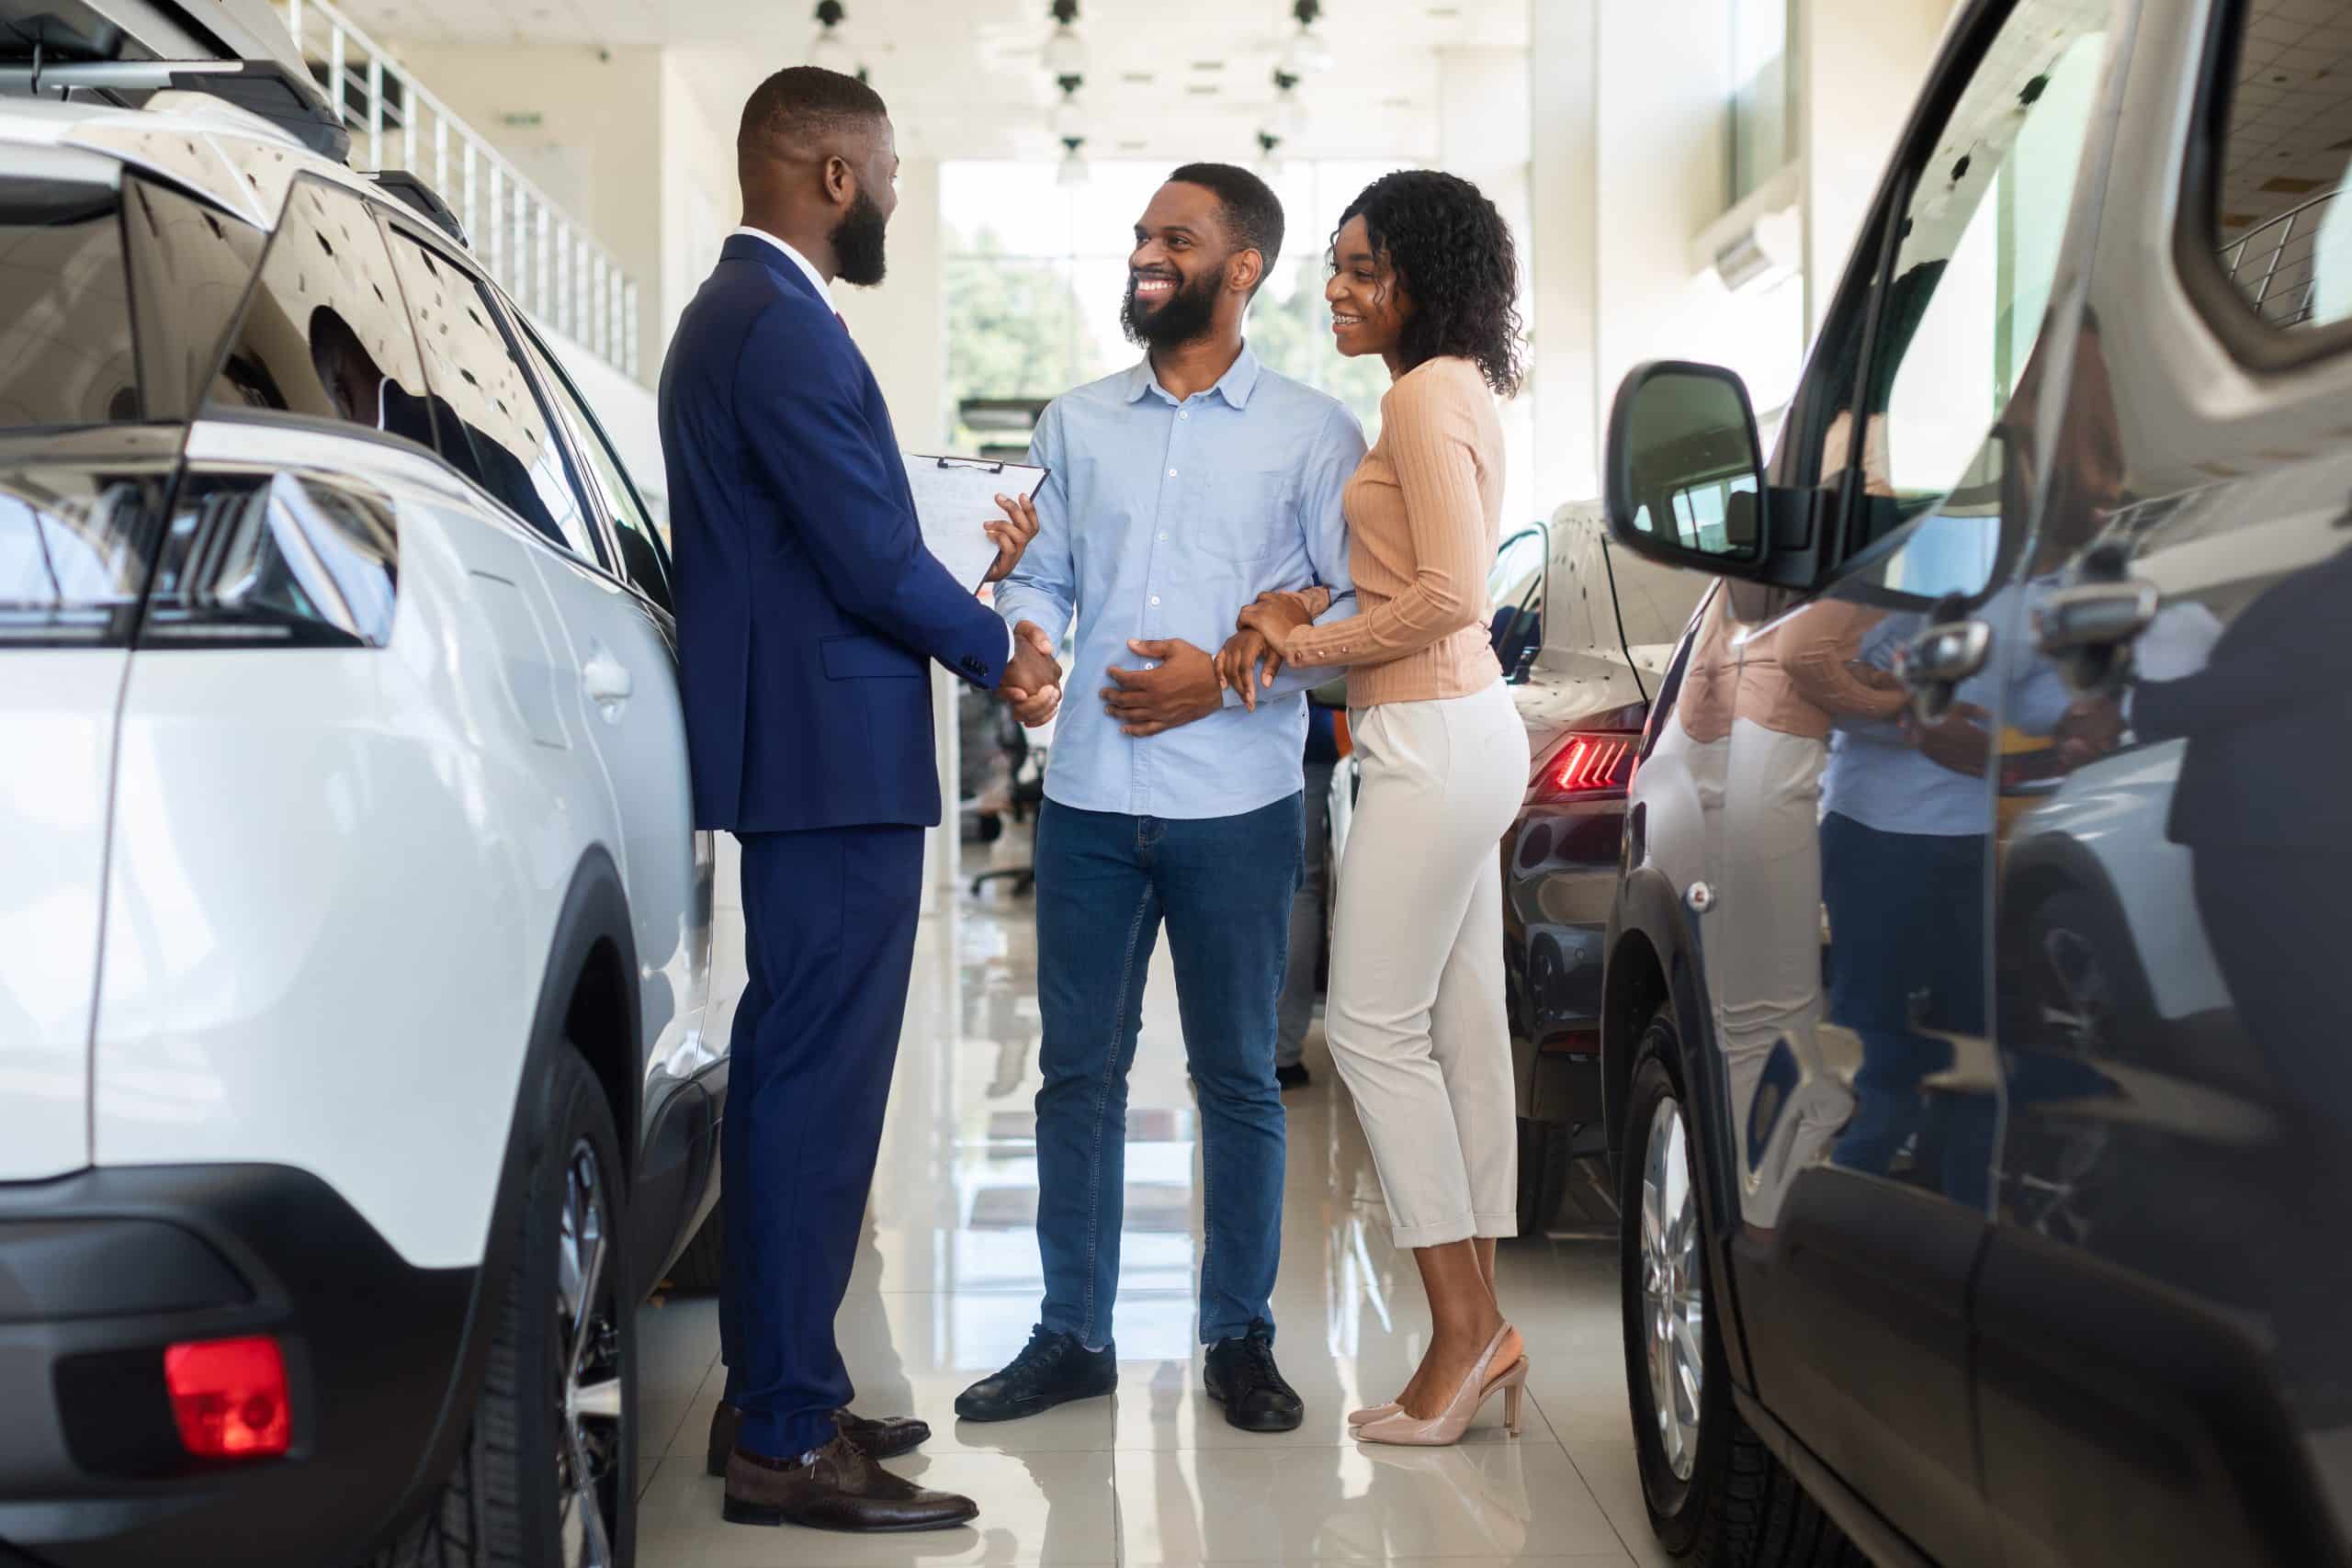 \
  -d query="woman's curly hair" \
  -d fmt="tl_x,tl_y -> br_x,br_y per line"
1329,170 -> 1524,396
